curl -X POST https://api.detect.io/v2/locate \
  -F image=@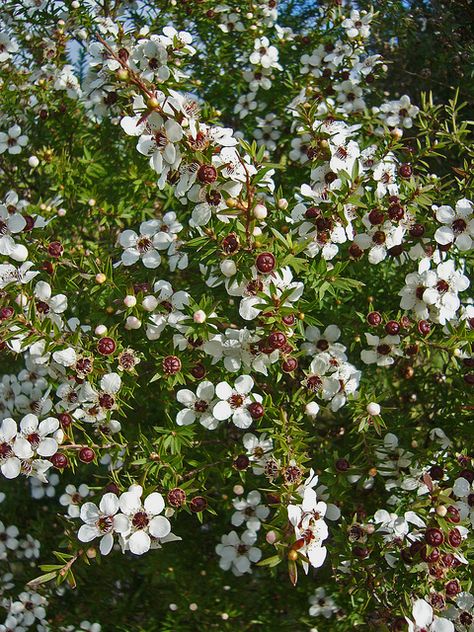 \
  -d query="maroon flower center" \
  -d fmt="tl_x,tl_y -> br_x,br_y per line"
229,394 -> 244,408
452,218 -> 467,234
99,393 -> 115,409
97,516 -> 114,533
27,432 -> 40,448
0,442 -> 12,459
377,344 -> 391,355
36,301 -> 50,314
194,400 -> 208,413
307,375 -> 322,391
436,279 -> 449,293
137,236 -> 153,253
316,339 -> 329,351
132,511 -> 149,529
246,279 -> 264,295
335,146 -> 348,160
